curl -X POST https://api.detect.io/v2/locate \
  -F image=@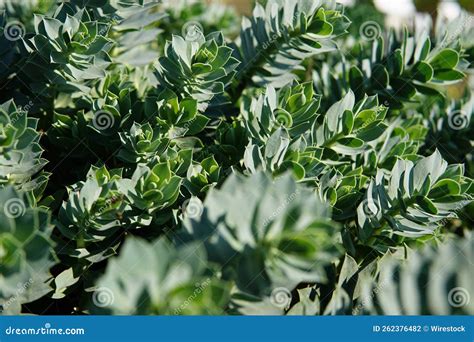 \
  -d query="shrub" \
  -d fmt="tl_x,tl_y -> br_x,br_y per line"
0,0 -> 473,315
